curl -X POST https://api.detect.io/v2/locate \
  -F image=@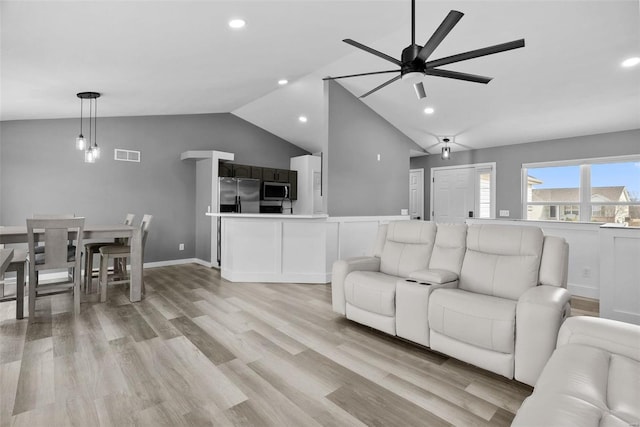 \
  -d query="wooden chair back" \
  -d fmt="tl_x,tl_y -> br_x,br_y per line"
140,214 -> 153,250
26,218 -> 85,272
